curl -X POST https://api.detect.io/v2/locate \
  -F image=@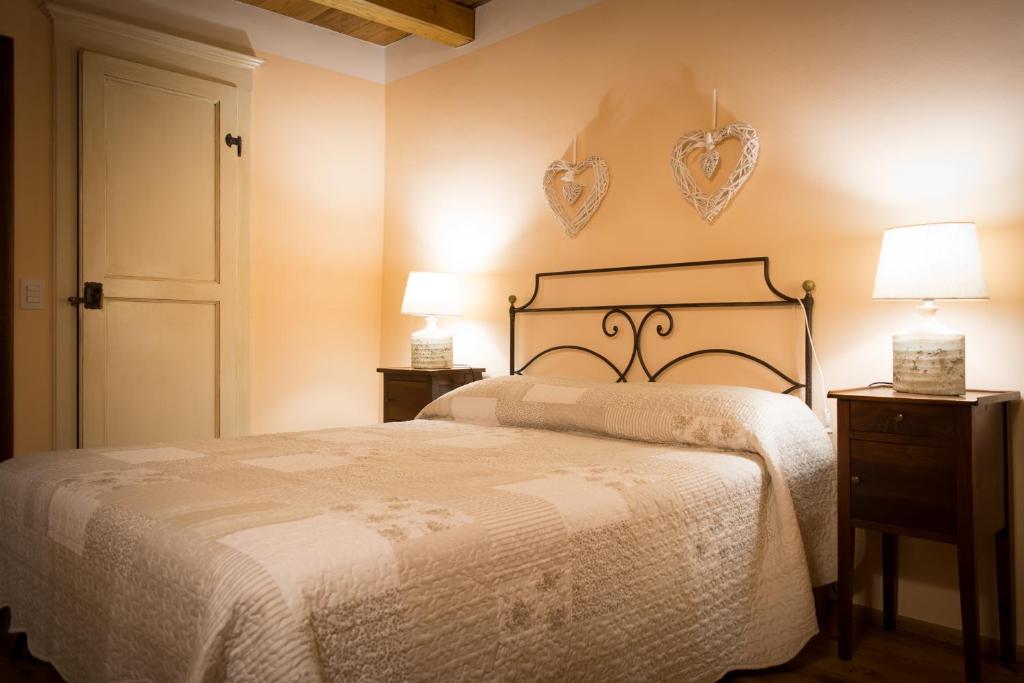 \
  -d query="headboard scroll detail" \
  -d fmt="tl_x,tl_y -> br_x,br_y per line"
508,257 -> 816,407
